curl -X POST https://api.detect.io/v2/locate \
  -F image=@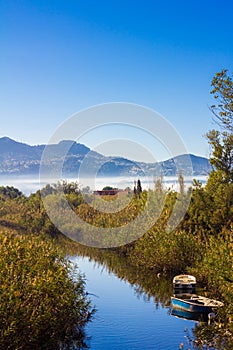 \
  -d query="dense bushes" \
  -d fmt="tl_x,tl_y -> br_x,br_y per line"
129,229 -> 202,274
187,232 -> 233,348
0,176 -> 233,347
0,233 -> 93,350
